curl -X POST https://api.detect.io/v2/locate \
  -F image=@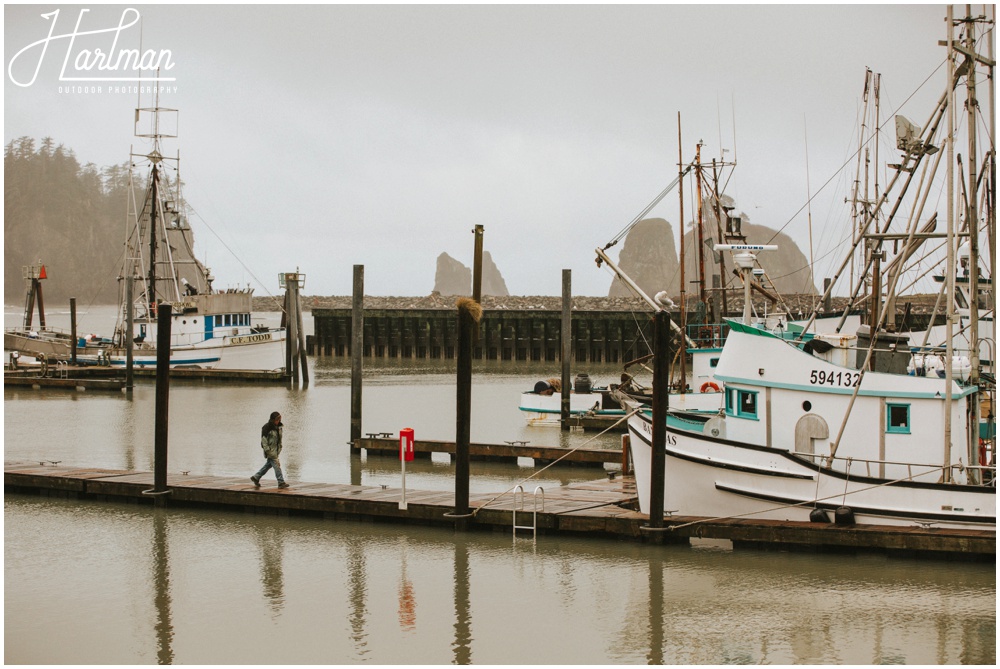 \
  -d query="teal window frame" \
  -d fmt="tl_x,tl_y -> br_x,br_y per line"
725,388 -> 759,420
886,403 -> 911,434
